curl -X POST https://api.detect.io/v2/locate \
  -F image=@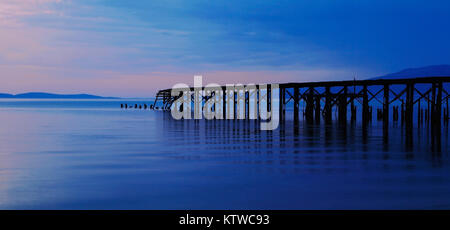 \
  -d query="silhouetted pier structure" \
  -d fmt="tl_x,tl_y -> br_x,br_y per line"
122,77 -> 450,130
